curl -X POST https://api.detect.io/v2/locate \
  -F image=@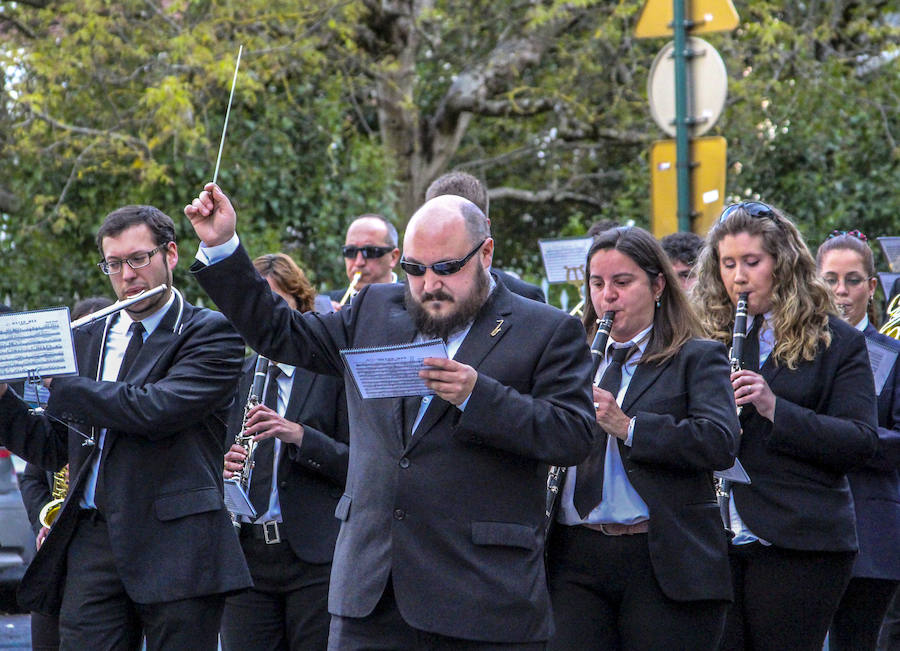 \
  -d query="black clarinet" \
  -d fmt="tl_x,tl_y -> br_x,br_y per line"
716,292 -> 749,524
545,311 -> 616,523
